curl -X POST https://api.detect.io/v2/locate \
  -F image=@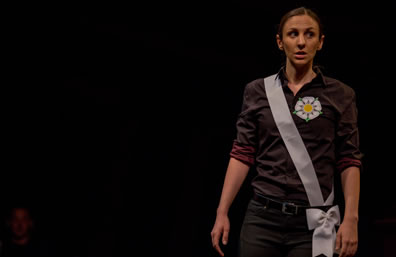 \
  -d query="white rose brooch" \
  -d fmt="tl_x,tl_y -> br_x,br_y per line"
293,96 -> 322,122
